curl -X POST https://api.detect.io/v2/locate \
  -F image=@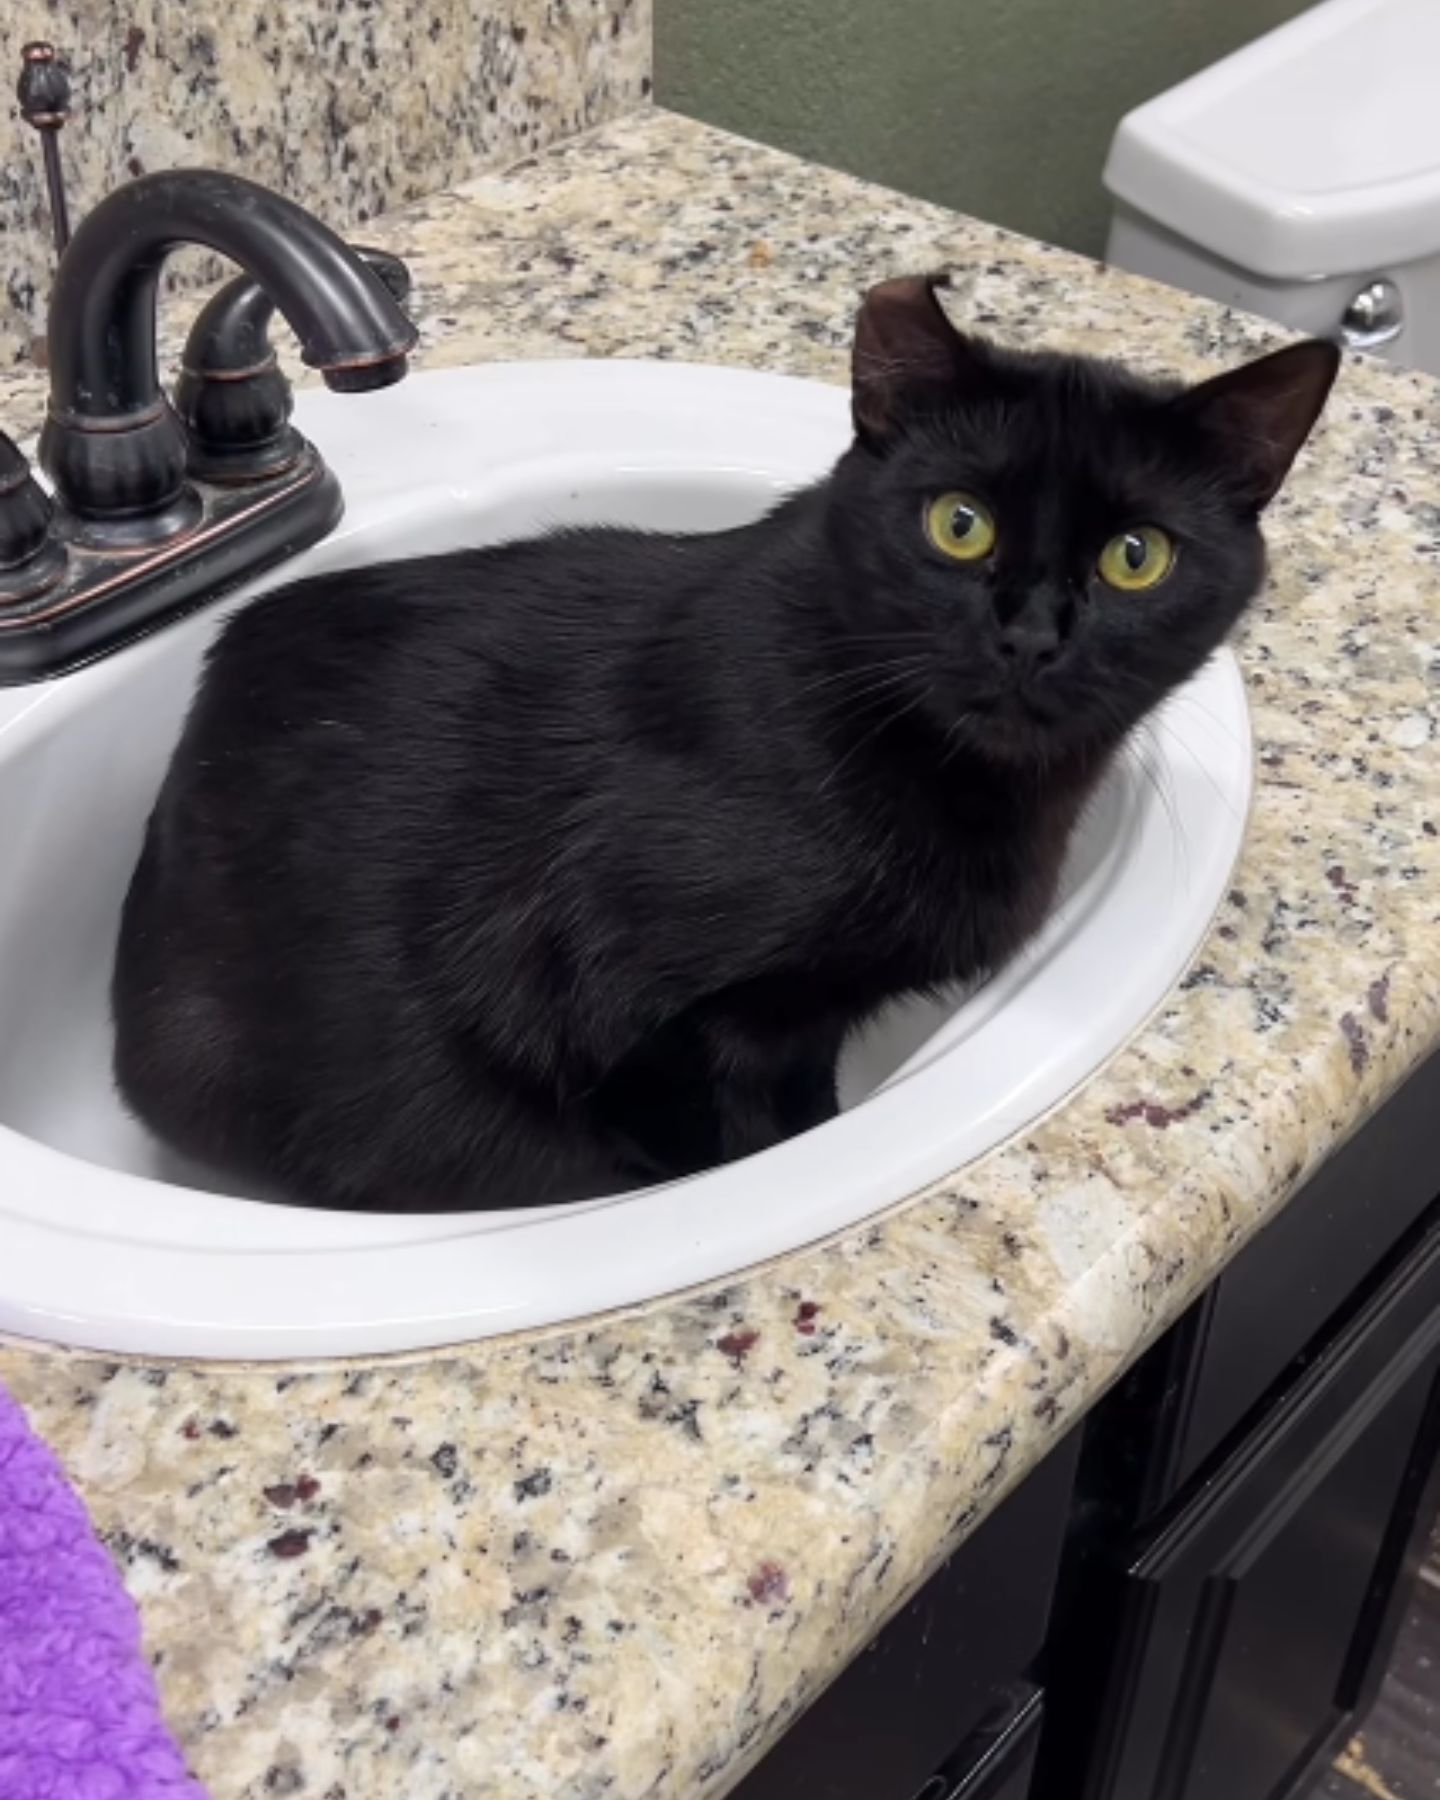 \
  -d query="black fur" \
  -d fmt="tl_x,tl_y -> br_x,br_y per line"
112,277 -> 1338,1210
